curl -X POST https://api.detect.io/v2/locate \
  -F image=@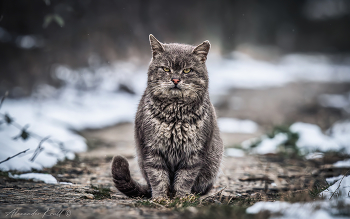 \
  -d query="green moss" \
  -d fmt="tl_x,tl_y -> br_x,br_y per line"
88,184 -> 111,200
